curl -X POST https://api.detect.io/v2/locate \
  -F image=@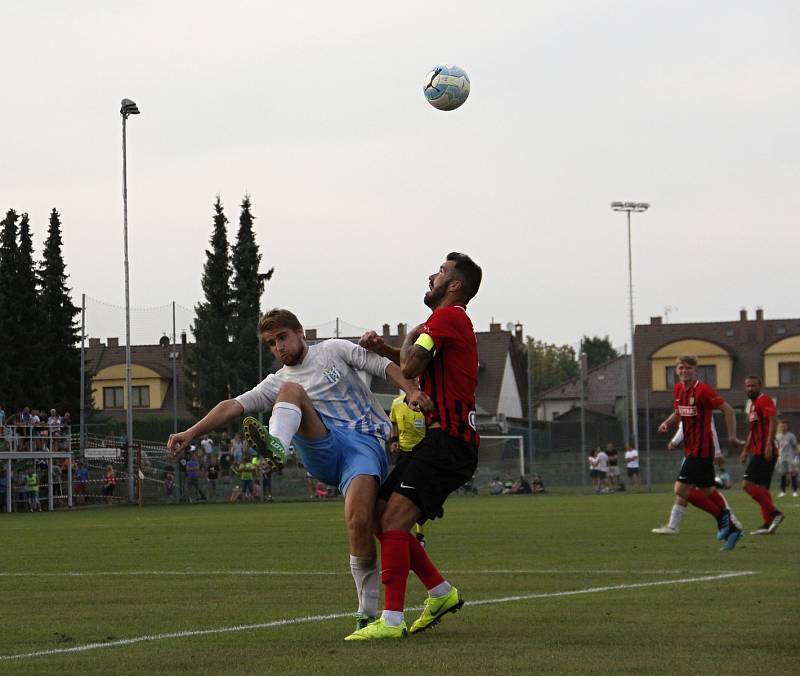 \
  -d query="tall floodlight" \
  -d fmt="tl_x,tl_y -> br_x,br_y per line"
121,98 -> 140,502
610,201 -> 649,452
